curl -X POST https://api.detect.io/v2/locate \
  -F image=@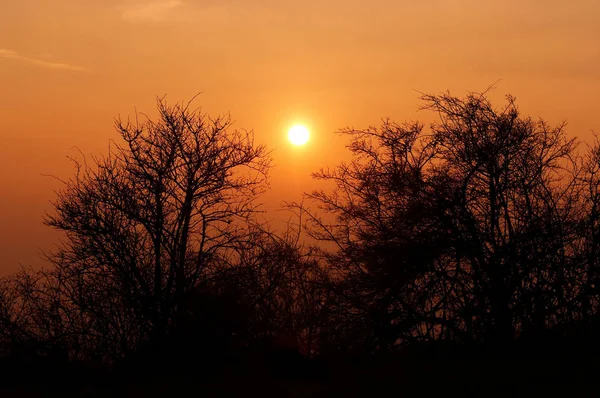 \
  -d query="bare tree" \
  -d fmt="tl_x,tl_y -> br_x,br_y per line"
422,91 -> 582,342
40,96 -> 270,360
302,89 -> 585,353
